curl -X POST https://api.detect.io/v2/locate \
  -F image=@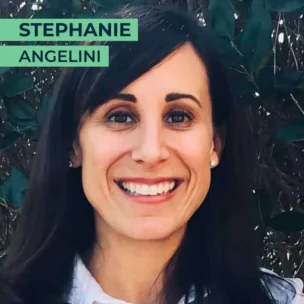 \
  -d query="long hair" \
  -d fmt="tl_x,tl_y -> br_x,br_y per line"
0,4 -> 296,304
